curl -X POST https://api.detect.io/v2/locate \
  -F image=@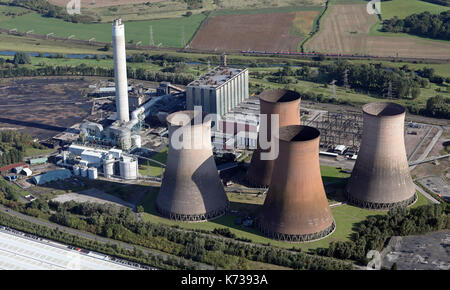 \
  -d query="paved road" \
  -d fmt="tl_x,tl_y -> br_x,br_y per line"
0,205 -> 215,270
408,126 -> 433,161
409,125 -> 444,171
414,184 -> 440,205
